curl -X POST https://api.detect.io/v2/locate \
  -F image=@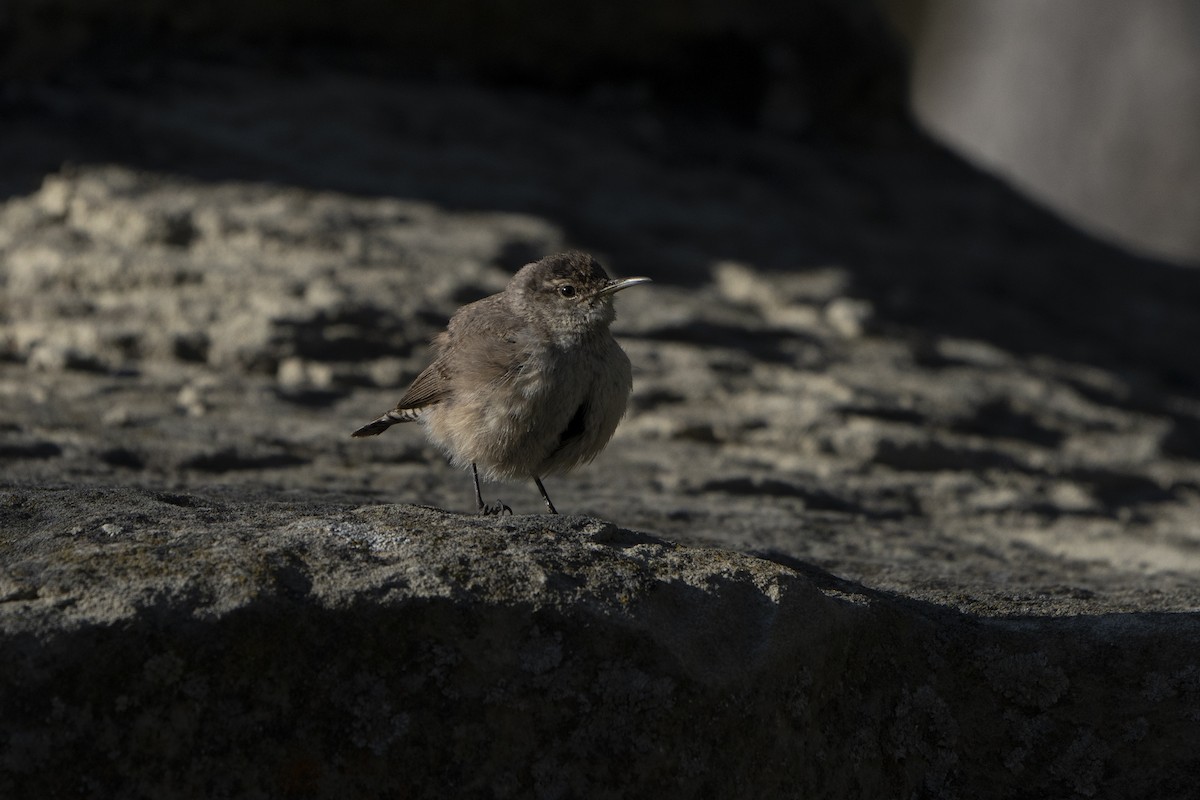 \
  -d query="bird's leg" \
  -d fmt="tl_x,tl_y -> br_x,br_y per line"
472,463 -> 485,511
533,476 -> 558,514
472,463 -> 511,515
